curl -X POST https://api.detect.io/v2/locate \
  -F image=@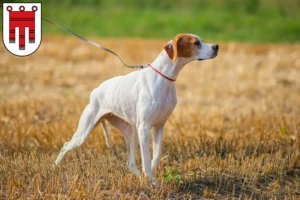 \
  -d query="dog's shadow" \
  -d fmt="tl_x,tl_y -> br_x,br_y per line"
175,178 -> 254,199
173,166 -> 300,199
